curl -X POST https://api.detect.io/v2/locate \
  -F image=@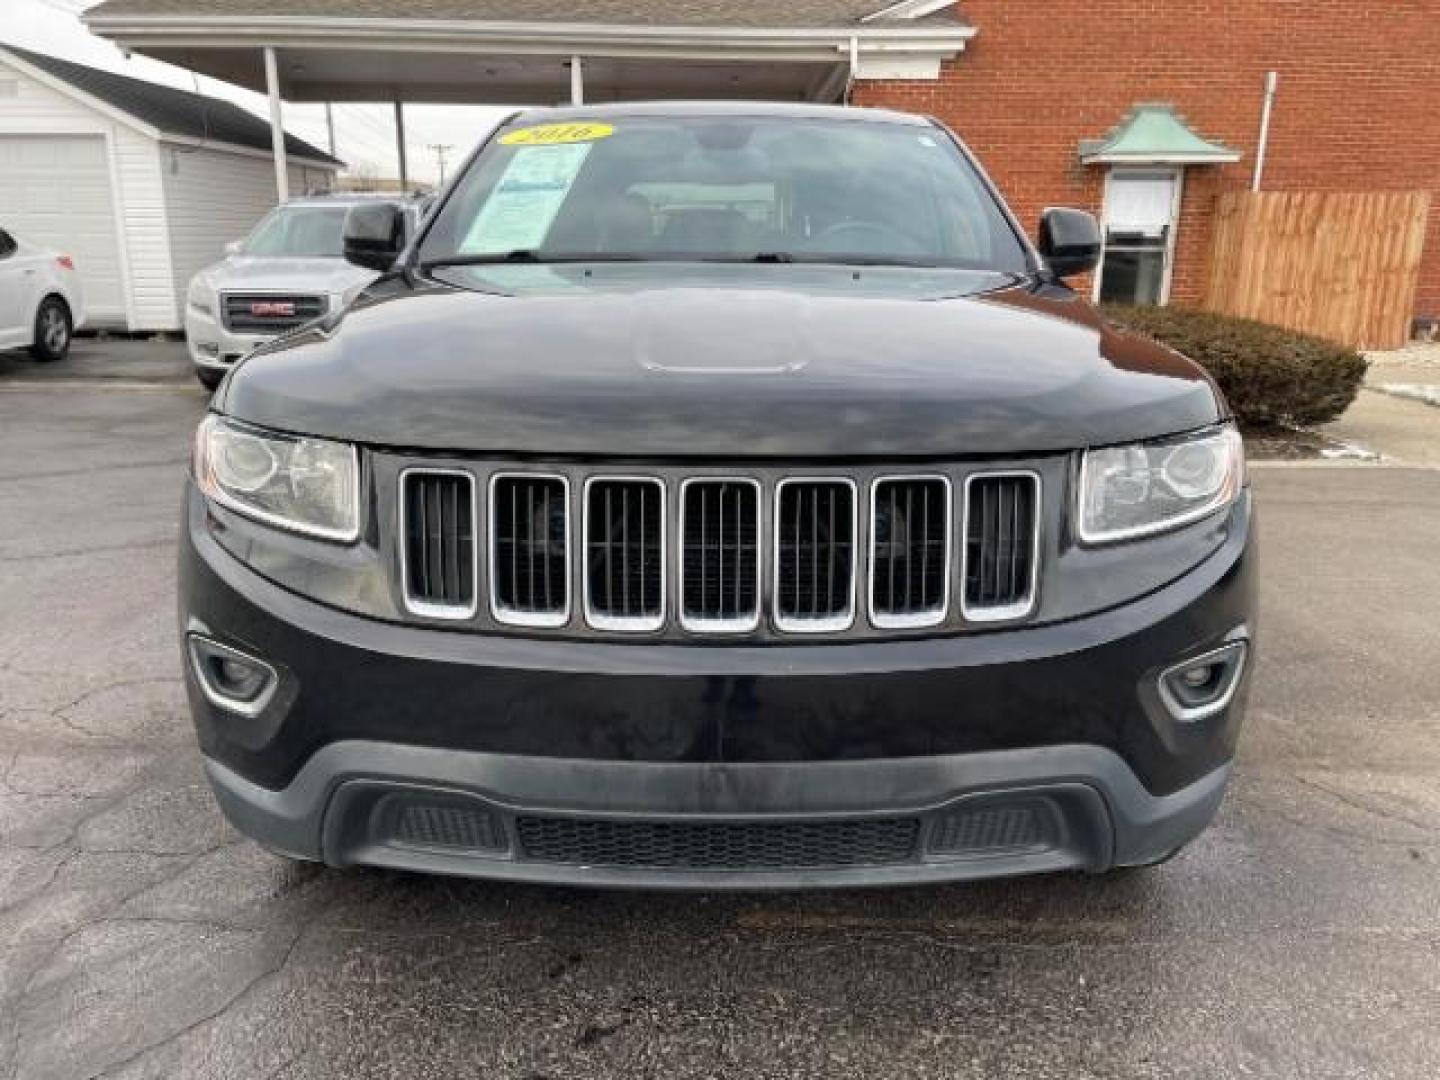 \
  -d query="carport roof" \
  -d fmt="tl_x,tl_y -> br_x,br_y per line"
83,0 -> 970,27
0,43 -> 341,165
